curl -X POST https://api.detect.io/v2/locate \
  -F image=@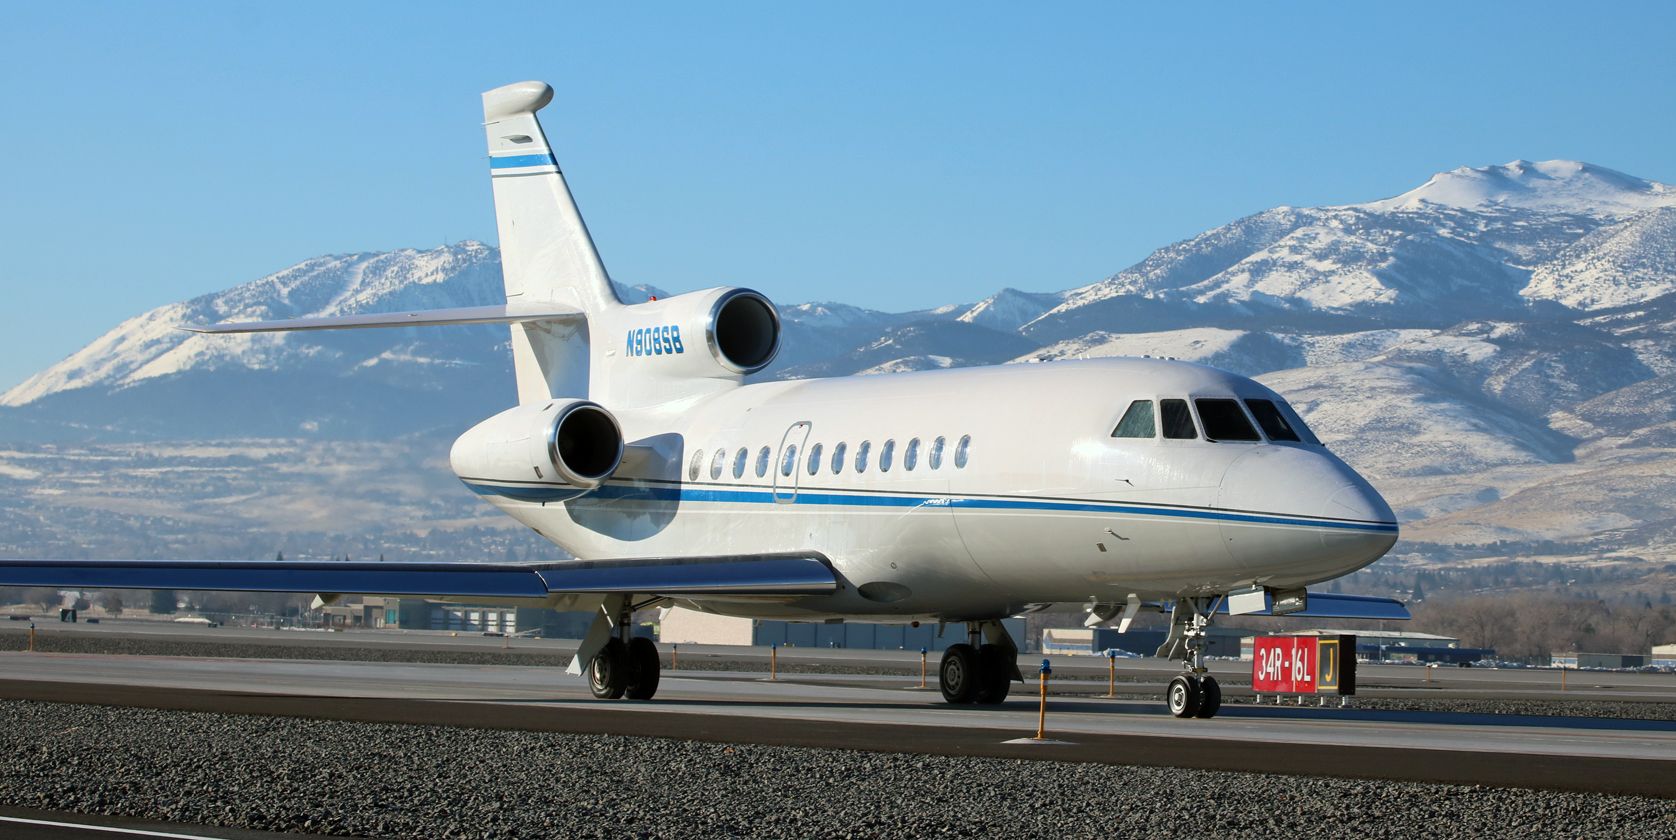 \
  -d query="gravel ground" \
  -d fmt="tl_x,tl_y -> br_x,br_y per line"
9,629 -> 1676,722
0,700 -> 1672,839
